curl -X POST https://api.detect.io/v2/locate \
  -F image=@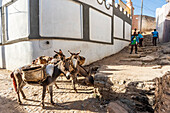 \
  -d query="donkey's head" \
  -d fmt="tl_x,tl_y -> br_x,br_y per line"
53,49 -> 66,61
56,59 -> 71,79
68,50 -> 81,69
68,50 -> 86,68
